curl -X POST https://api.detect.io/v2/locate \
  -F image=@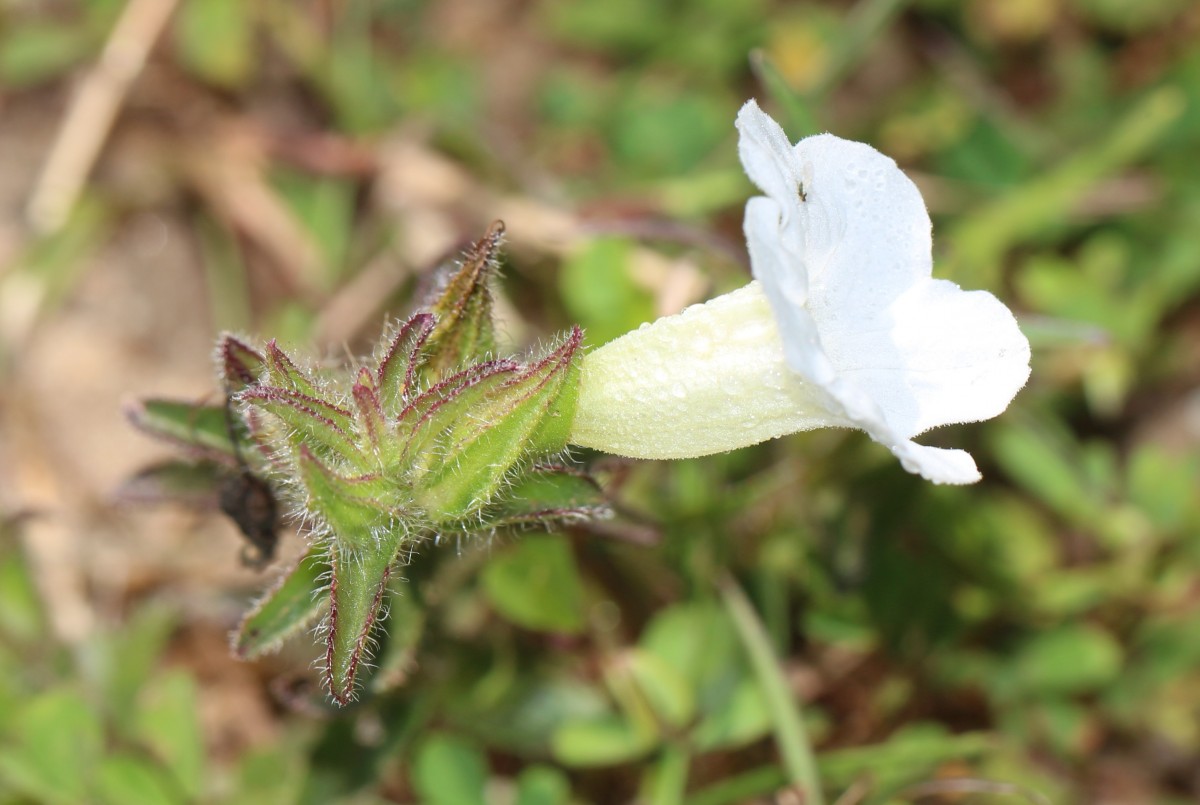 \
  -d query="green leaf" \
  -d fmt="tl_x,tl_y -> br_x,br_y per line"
398,359 -> 520,472
351,368 -> 387,452
264,340 -> 320,397
0,23 -> 91,87
421,222 -> 504,383
514,766 -> 572,805
175,0 -> 254,89
218,334 -> 266,391
0,689 -> 103,804
607,649 -> 695,734
482,535 -> 586,634
125,399 -> 237,459
134,671 -> 206,800
297,448 -> 398,551
558,238 -> 654,347
0,530 -> 45,643
748,49 -> 821,138
273,171 -> 356,282
609,87 -> 727,176
228,742 -> 308,805
1013,624 -> 1124,697
552,714 -> 656,767
638,600 -> 772,750
114,459 -> 227,506
947,87 -> 1185,285
691,678 -> 770,751
95,754 -> 184,805
412,734 -> 489,805
988,422 -> 1095,526
235,547 -> 331,659
721,578 -> 824,805
816,726 -> 996,797
101,607 -> 179,738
